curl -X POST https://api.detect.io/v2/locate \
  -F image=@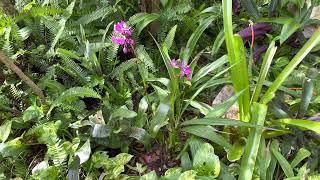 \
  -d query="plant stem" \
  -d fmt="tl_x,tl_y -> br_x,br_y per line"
0,51 -> 46,103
